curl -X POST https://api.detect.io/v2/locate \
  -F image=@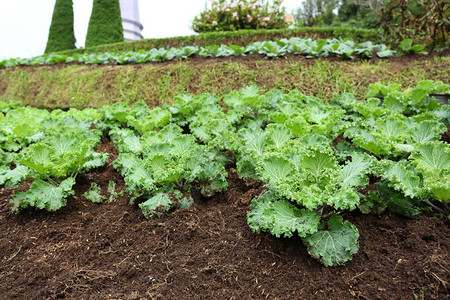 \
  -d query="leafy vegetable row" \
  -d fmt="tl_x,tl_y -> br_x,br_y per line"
1,80 -> 448,267
0,37 -> 400,68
